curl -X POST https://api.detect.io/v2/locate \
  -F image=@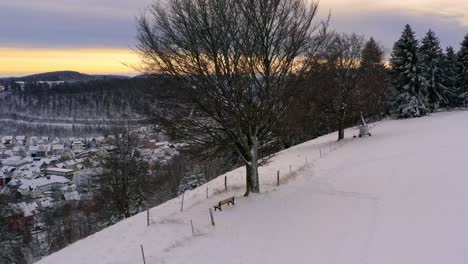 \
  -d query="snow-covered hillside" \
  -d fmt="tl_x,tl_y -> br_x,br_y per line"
38,111 -> 468,264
